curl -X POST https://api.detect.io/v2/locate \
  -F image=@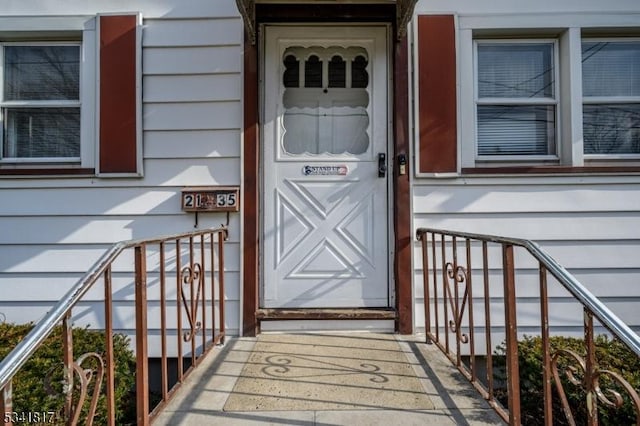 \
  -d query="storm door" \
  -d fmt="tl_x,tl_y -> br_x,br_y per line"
262,26 -> 390,308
